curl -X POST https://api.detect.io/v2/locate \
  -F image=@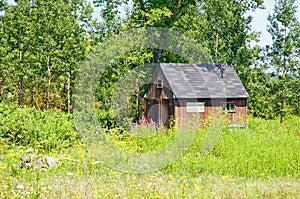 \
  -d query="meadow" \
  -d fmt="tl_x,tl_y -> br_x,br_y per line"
0,103 -> 300,198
